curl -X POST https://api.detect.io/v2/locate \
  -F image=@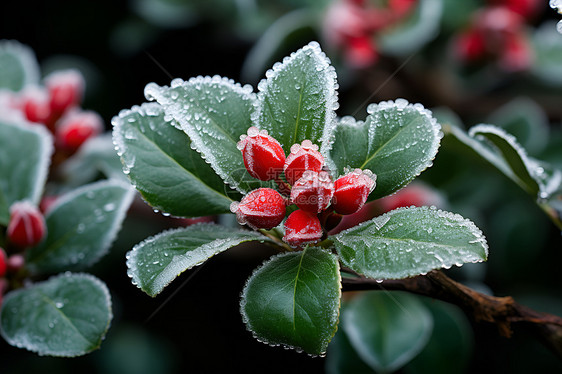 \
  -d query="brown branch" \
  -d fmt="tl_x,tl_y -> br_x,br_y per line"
342,270 -> 562,358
